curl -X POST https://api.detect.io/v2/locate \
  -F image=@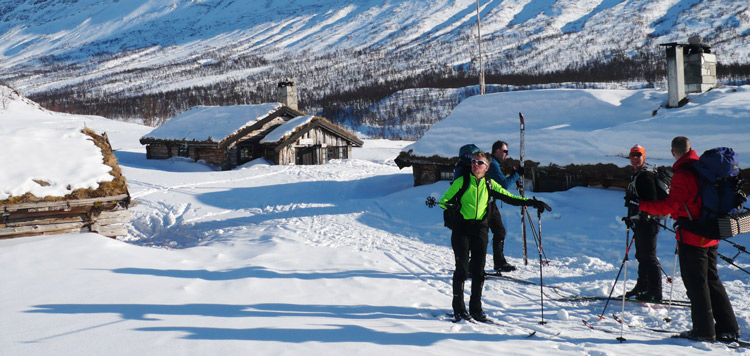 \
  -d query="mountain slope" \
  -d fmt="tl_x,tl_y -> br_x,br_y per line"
1,0 -> 748,137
